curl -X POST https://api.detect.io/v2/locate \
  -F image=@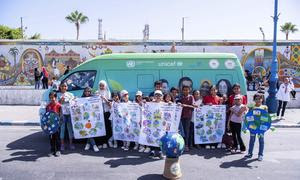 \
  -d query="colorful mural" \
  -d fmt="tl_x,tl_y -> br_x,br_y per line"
0,40 -> 299,89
